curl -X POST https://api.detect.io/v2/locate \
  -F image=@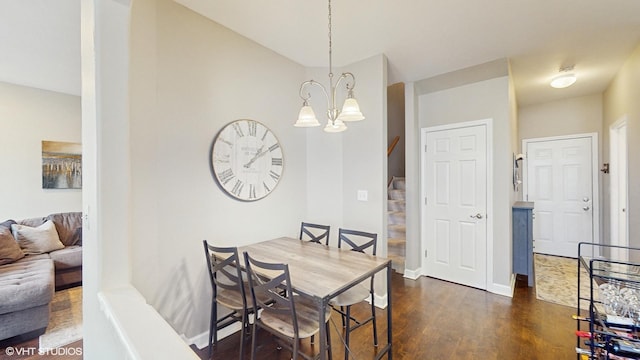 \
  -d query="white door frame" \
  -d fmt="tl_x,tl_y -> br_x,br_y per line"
522,133 -> 600,252
420,118 -> 494,290
610,116 -> 629,260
